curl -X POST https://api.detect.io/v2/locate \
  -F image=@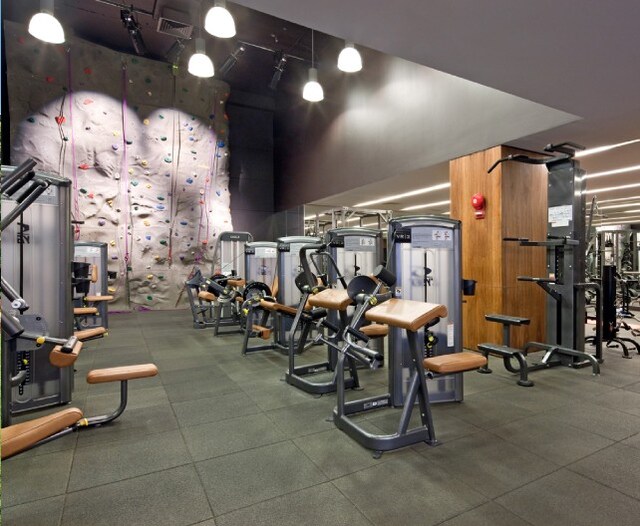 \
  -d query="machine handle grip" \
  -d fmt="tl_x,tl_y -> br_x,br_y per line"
373,265 -> 396,287
61,336 -> 79,354
299,243 -> 327,289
